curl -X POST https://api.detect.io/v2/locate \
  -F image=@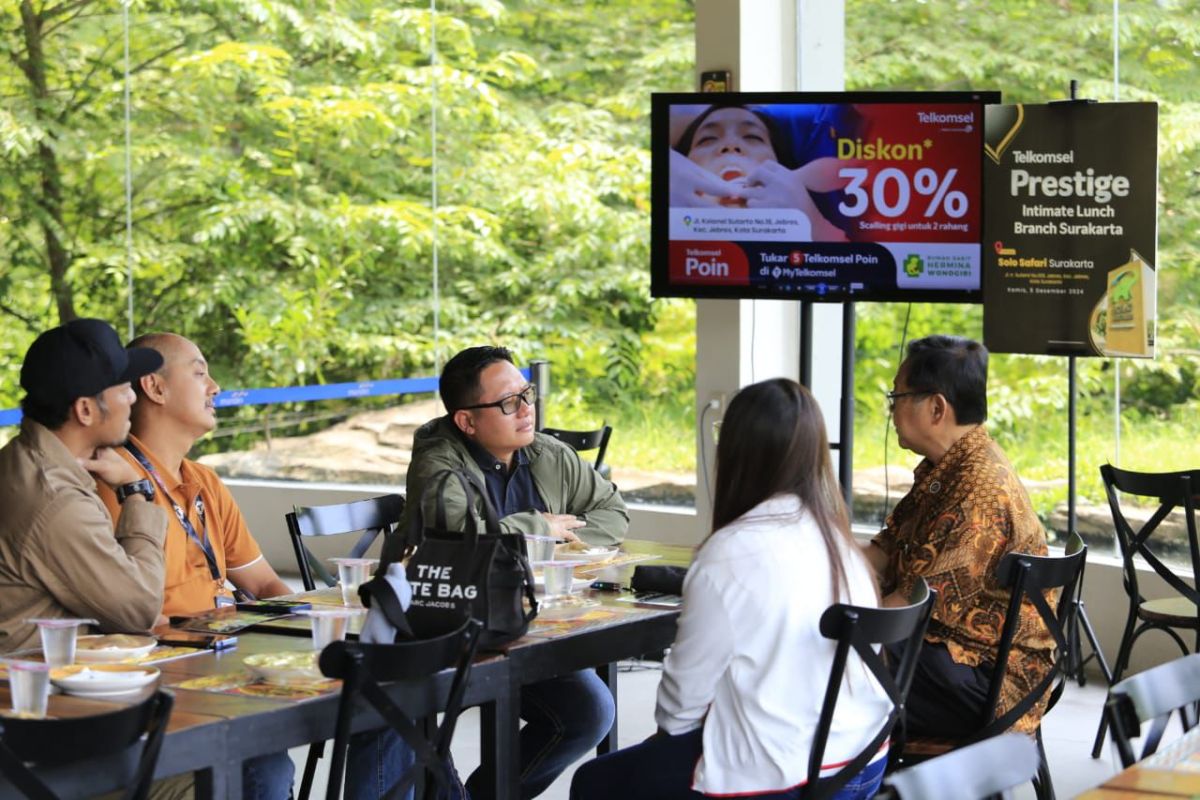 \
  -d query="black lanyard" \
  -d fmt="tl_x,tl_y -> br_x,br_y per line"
123,441 -> 222,583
